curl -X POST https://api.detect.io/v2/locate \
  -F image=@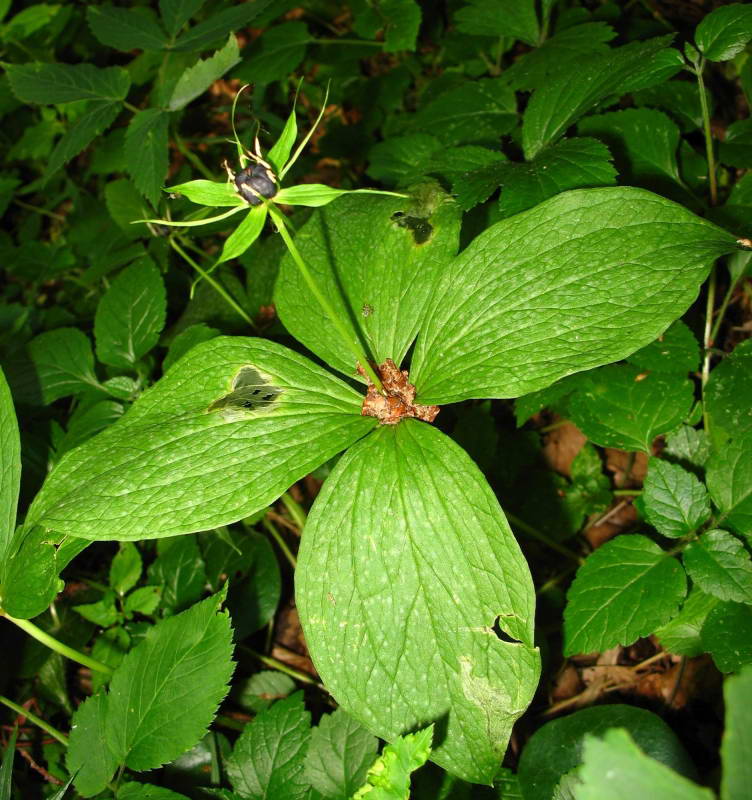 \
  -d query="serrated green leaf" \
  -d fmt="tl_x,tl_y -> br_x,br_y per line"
706,431 -> 752,538
298,421 -> 540,784
626,320 -> 700,374
148,534 -> 206,615
663,425 -> 710,477
218,204 -> 267,263
124,585 -> 161,616
695,3 -> 752,62
683,529 -> 752,603
173,0 -> 273,52
275,188 -> 460,380
110,542 -> 142,595
720,119 -> 752,169
169,35 -> 239,111
226,692 -> 312,800
642,458 -> 711,538
94,258 -> 167,368
74,591 -> 120,627
118,783 -> 191,800
564,534 -> 687,656
721,663 -> 752,800
67,693 -> 119,797
705,338 -> 752,441
27,338 -> 373,540
366,134 -> 441,185
655,586 -> 718,657
0,368 -> 20,568
125,108 -> 170,206
6,62 -> 131,104
633,81 -> 709,134
411,187 -> 736,405
234,22 -> 309,86
455,0 -> 538,46
351,0 -> 421,52
87,5 -> 168,51
234,670 -> 296,715
522,37 -> 682,159
167,178 -> 244,207
159,0 -> 205,38
577,729 -> 712,800
305,708 -> 378,800
702,601 -> 752,673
